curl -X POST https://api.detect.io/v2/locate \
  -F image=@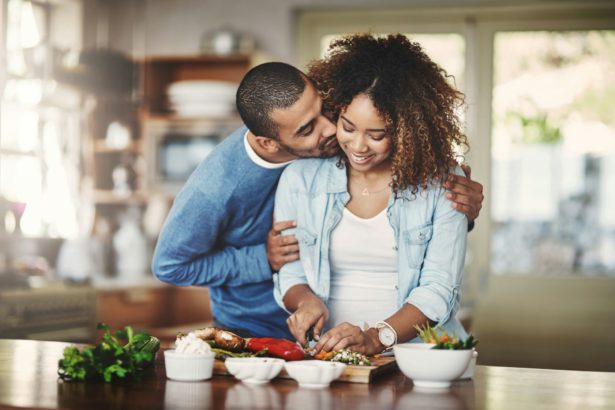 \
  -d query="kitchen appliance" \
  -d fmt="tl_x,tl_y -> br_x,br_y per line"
0,283 -> 97,342
144,117 -> 242,195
